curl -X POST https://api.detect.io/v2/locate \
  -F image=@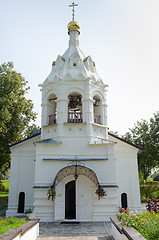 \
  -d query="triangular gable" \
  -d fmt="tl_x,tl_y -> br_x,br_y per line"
56,55 -> 65,64
9,132 -> 41,149
63,72 -> 73,80
69,51 -> 81,60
